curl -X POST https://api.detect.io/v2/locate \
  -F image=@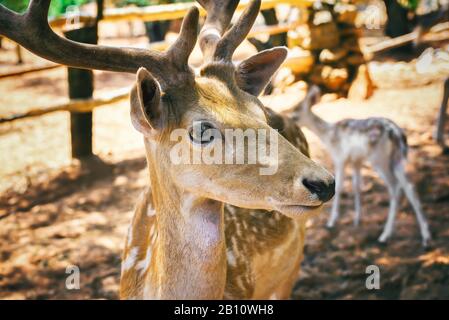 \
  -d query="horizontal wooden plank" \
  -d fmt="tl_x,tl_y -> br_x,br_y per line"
1,0 -> 313,123
148,22 -> 299,52
0,88 -> 130,124
365,26 -> 449,54
50,0 -> 314,28
365,31 -> 419,54
0,63 -> 61,79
